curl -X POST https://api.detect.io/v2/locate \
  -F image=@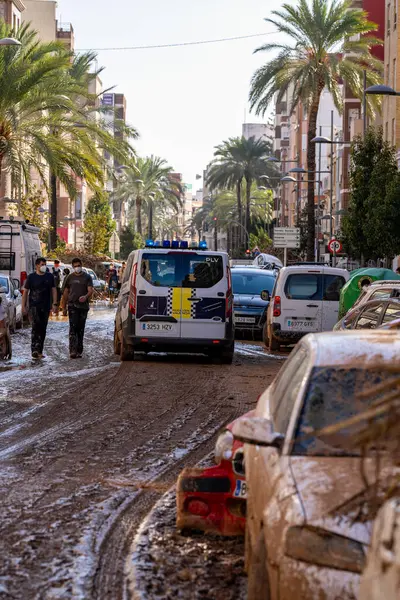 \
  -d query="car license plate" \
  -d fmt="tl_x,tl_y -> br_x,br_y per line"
235,316 -> 256,324
233,479 -> 247,498
287,319 -> 317,330
141,322 -> 177,333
